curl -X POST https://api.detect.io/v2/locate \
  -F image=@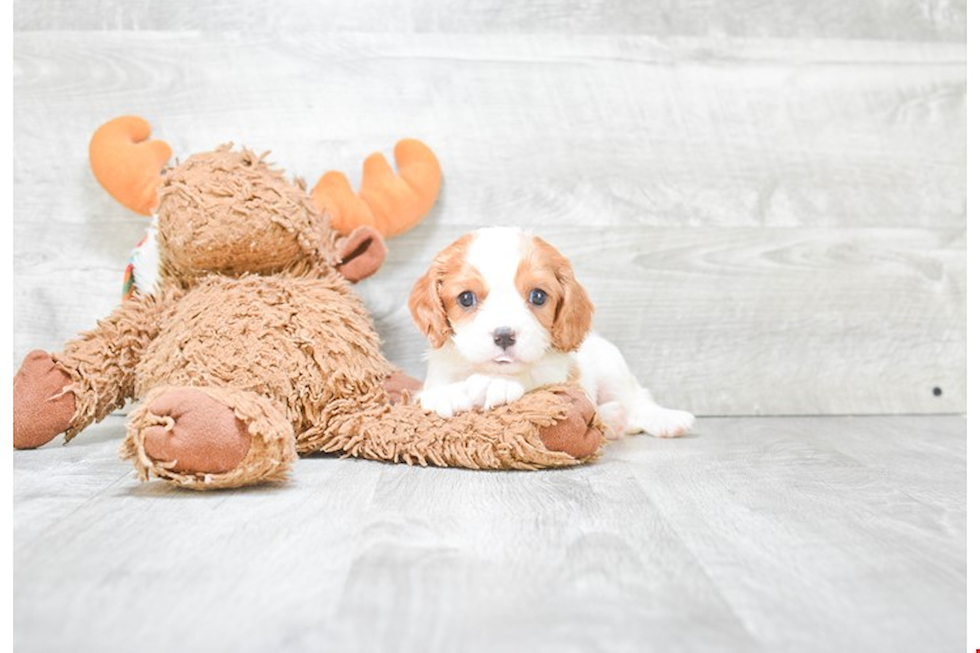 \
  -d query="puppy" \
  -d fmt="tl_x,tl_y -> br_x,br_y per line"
408,226 -> 694,438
